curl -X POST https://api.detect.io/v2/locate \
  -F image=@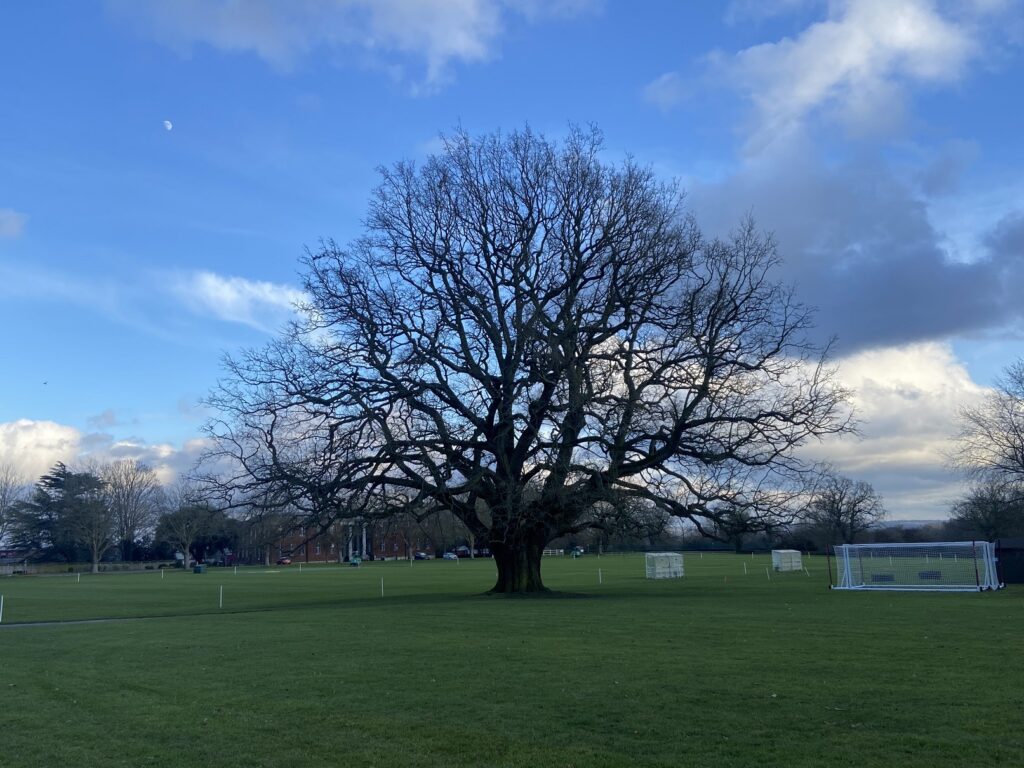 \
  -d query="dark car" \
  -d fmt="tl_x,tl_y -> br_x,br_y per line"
414,551 -> 432,560
276,557 -> 292,565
